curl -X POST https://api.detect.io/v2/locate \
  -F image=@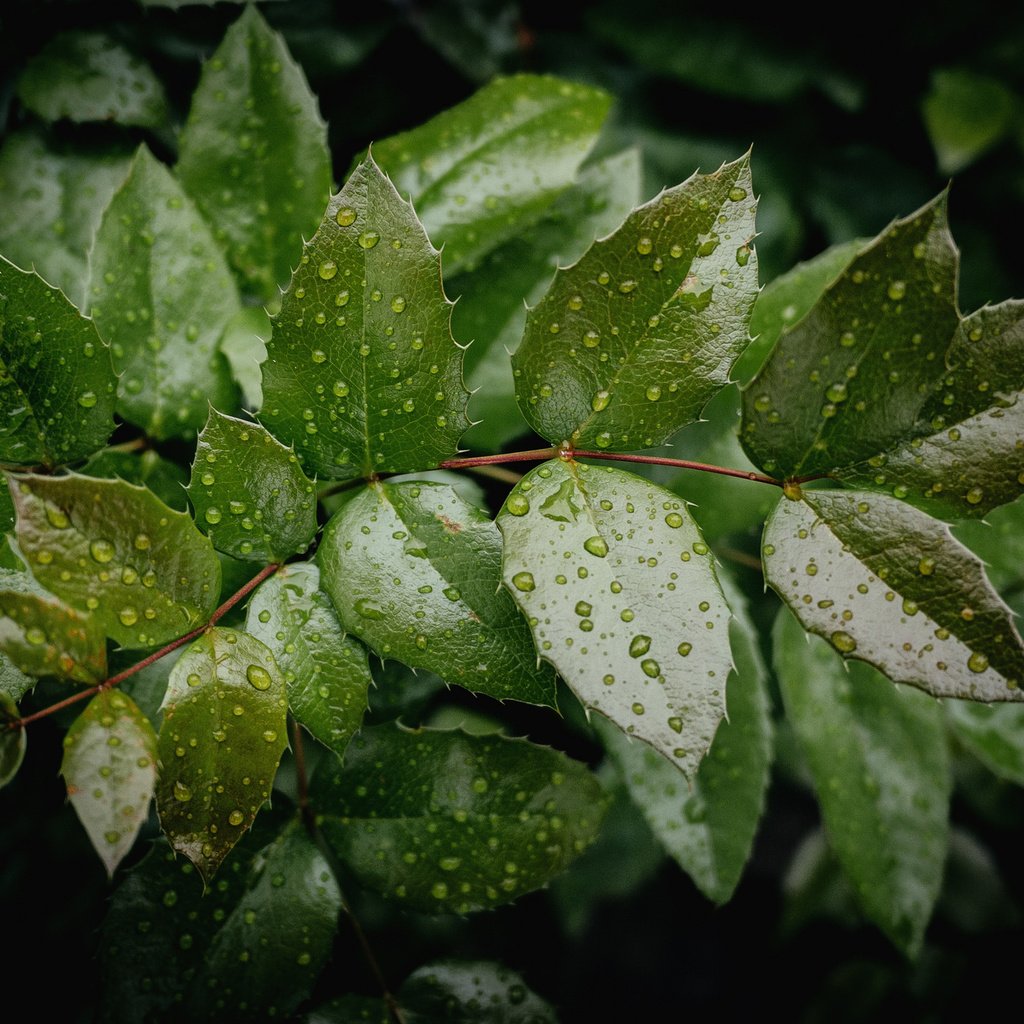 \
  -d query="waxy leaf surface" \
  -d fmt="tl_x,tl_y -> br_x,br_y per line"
261,157 -> 470,480
497,459 -> 732,779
